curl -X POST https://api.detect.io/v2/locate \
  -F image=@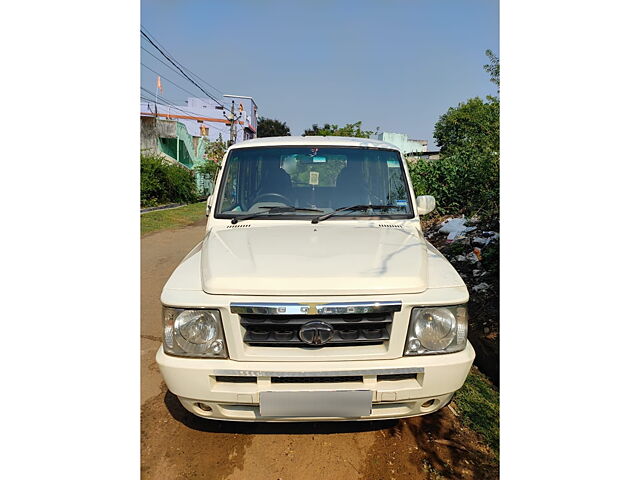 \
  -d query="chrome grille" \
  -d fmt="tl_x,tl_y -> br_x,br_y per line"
231,301 -> 401,348
240,313 -> 392,347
